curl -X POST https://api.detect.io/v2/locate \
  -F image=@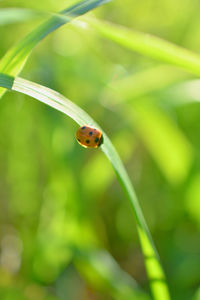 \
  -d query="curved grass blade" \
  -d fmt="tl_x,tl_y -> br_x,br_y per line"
0,72 -> 171,300
0,8 -> 44,25
84,17 -> 200,77
0,0 -> 109,97
0,8 -> 74,25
